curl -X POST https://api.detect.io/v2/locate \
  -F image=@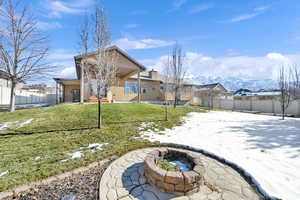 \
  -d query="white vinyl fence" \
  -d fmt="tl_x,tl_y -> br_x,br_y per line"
0,86 -> 56,105
209,98 -> 300,116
